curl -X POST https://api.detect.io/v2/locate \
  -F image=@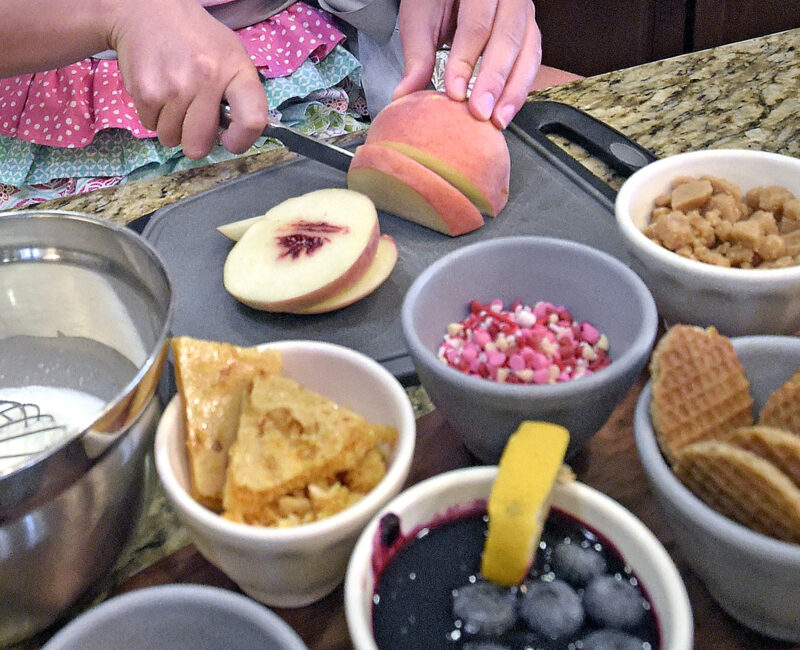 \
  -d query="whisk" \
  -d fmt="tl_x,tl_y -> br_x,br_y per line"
0,400 -> 66,463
